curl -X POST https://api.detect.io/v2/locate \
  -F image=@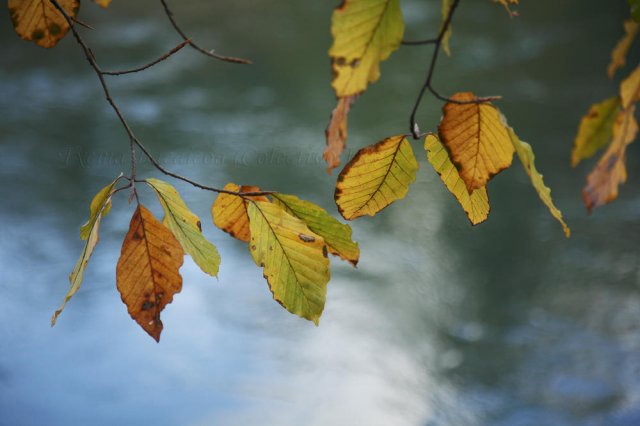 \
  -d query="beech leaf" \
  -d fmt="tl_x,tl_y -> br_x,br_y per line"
271,193 -> 360,266
329,0 -> 404,97
571,97 -> 620,167
438,92 -> 514,193
247,201 -> 330,325
506,127 -> 571,237
116,205 -> 184,342
608,19 -> 639,78
80,174 -> 122,240
583,105 -> 639,212
324,95 -> 357,174
8,0 -> 79,48
212,183 -> 268,242
147,178 -> 220,278
424,134 -> 490,225
335,135 -> 419,220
